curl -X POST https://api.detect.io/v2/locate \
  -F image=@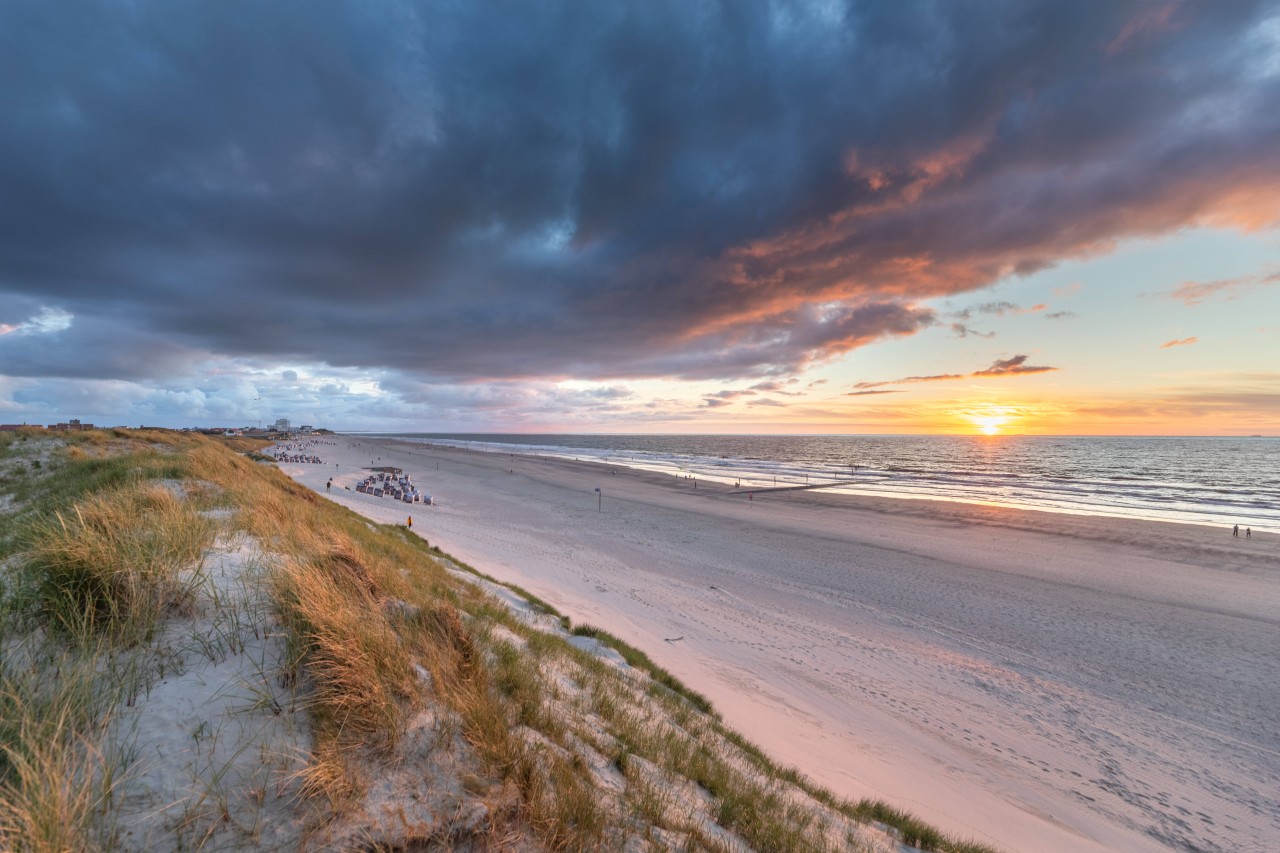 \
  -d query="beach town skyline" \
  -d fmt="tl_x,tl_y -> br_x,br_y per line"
0,3 -> 1277,436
